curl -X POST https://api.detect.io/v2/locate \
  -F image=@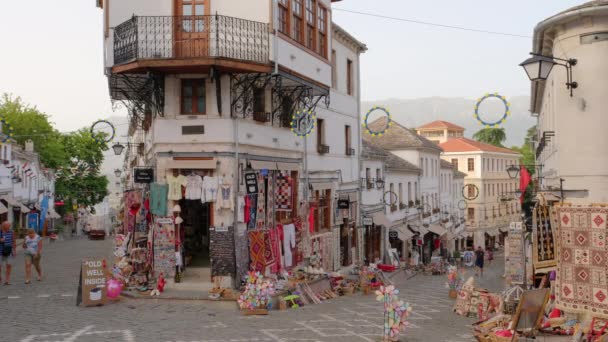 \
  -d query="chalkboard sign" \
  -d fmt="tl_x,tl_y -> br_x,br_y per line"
134,168 -> 154,184
244,173 -> 258,194
363,217 -> 373,226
